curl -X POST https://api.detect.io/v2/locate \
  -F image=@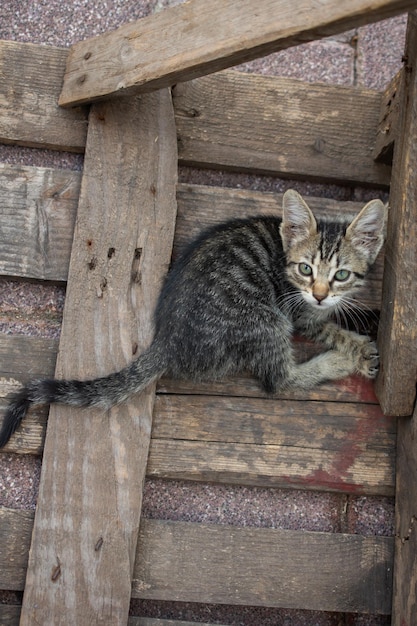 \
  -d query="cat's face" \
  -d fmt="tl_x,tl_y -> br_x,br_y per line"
284,233 -> 370,310
280,190 -> 387,312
